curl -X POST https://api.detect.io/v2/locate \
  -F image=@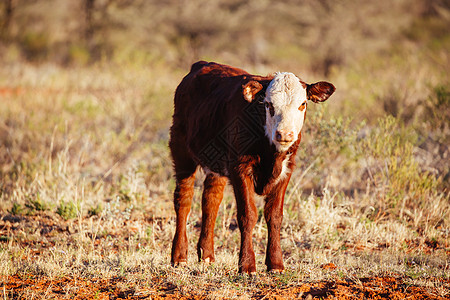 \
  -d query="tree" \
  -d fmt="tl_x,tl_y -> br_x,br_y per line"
1,0 -> 14,41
